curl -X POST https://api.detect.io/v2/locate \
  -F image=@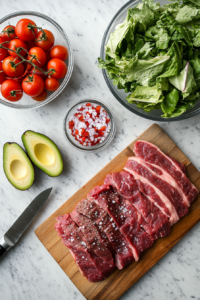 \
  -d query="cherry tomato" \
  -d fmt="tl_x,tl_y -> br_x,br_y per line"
0,36 -> 9,60
36,29 -> 54,51
15,19 -> 37,41
1,25 -> 16,41
27,47 -> 46,67
45,77 -> 60,91
47,58 -> 67,79
50,45 -> 68,61
8,39 -> 28,58
22,74 -> 44,97
32,89 -> 47,101
0,61 -> 5,84
2,56 -> 25,77
1,79 -> 23,101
